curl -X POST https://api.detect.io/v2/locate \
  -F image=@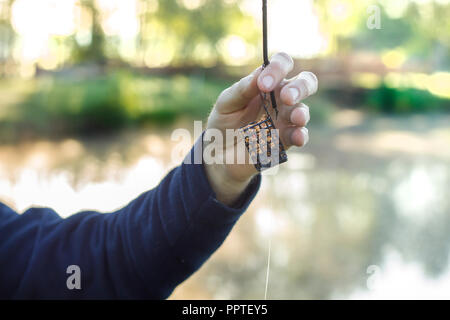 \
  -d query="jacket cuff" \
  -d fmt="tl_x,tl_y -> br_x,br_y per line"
182,132 -> 261,226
